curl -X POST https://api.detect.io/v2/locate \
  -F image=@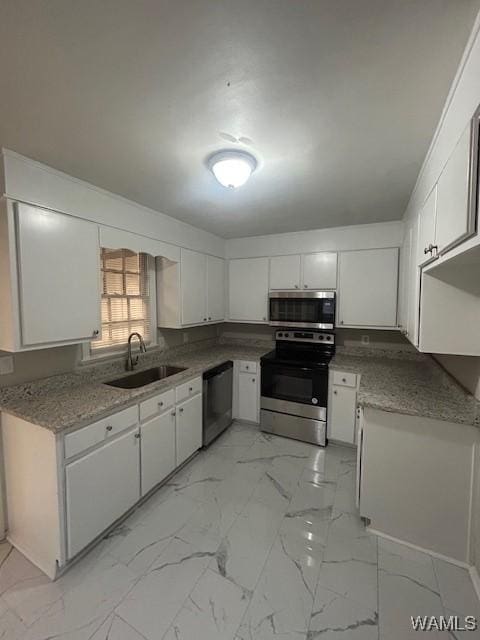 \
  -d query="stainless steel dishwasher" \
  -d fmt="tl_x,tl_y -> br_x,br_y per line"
202,361 -> 233,446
